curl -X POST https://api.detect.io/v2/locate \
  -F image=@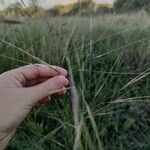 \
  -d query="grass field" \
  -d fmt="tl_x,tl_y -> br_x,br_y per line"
0,12 -> 150,150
